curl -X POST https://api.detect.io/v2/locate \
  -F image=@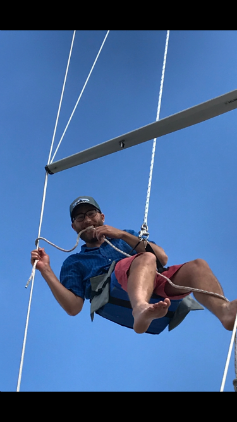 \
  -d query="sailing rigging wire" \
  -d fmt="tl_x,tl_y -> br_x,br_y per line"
140,30 -> 170,237
50,30 -> 110,164
17,30 -> 110,392
17,30 -> 77,391
220,314 -> 237,392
